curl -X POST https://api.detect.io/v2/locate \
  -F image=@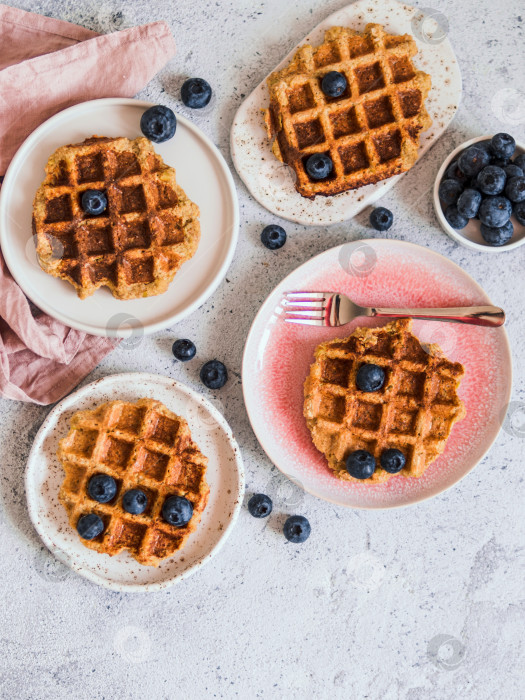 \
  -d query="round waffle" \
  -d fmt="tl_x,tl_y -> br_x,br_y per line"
33,136 -> 200,299
57,398 -> 209,566
304,319 -> 466,484
264,24 -> 432,198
